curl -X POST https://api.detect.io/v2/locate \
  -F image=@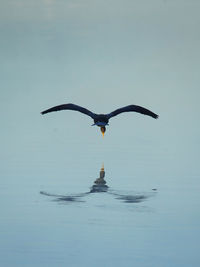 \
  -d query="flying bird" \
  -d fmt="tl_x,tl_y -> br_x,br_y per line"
41,103 -> 158,136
